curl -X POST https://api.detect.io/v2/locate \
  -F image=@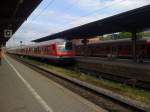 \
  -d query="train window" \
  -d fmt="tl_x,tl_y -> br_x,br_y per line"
34,48 -> 36,52
45,47 -> 47,52
38,47 -> 39,52
65,42 -> 73,50
45,46 -> 48,53
47,47 -> 51,53
36,48 -> 38,52
38,47 -> 40,52
112,46 -> 117,52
